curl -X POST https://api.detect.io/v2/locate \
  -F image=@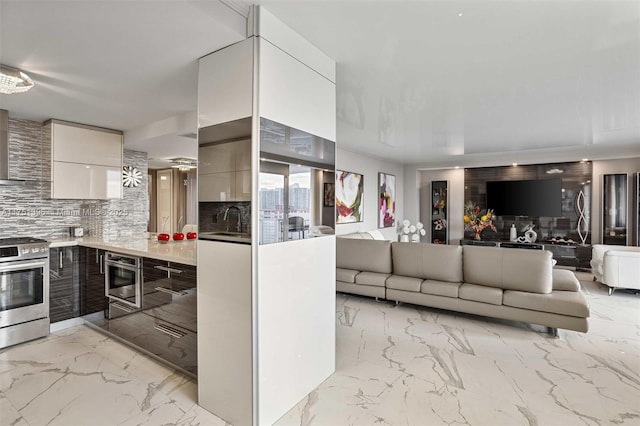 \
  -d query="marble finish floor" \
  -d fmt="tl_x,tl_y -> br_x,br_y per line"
1,271 -> 639,425
277,272 -> 640,425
